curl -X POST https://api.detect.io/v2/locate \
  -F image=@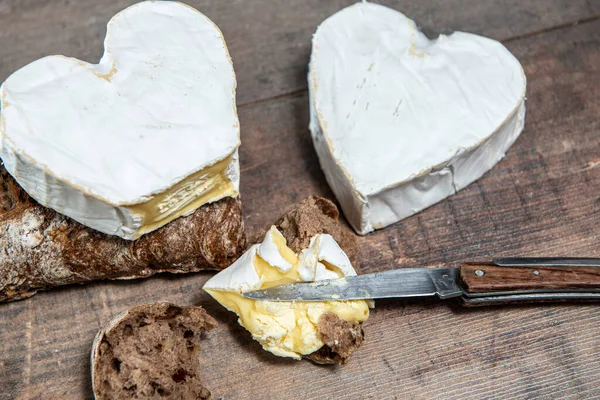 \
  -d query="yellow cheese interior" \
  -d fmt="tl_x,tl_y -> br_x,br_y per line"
206,230 -> 370,359
128,154 -> 237,238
